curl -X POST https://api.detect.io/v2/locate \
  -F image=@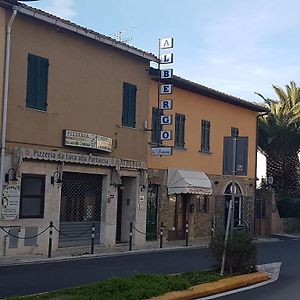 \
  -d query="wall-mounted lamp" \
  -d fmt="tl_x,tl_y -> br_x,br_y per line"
5,168 -> 18,183
51,170 -> 62,186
